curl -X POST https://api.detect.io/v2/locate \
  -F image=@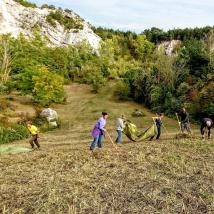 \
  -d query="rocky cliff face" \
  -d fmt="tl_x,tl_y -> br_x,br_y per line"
0,0 -> 101,50
158,40 -> 181,56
